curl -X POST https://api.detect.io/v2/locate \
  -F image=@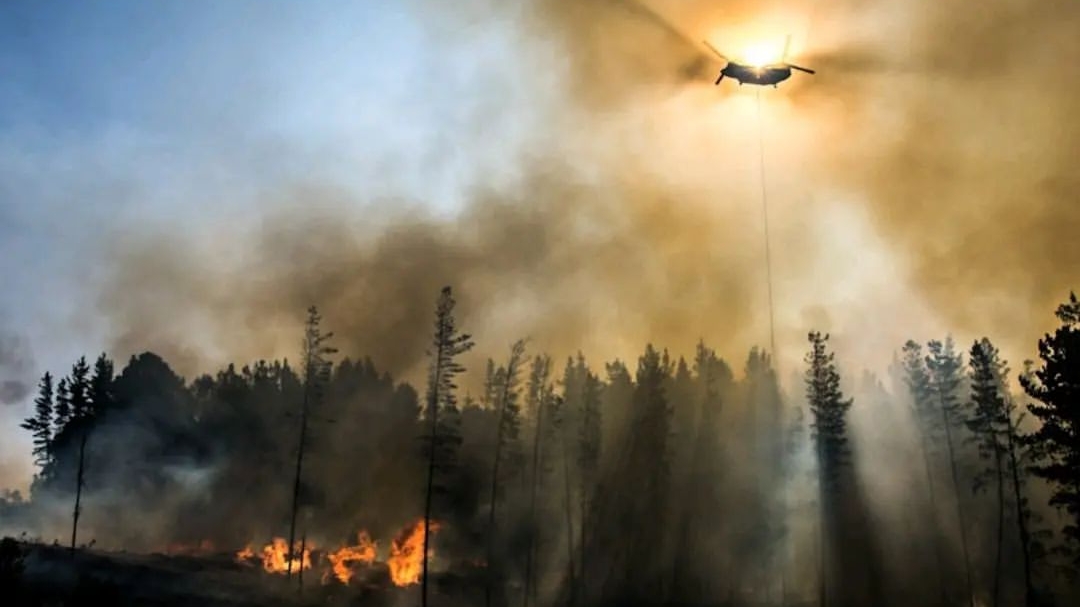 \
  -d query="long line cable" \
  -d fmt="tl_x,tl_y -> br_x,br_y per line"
755,88 -> 777,361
